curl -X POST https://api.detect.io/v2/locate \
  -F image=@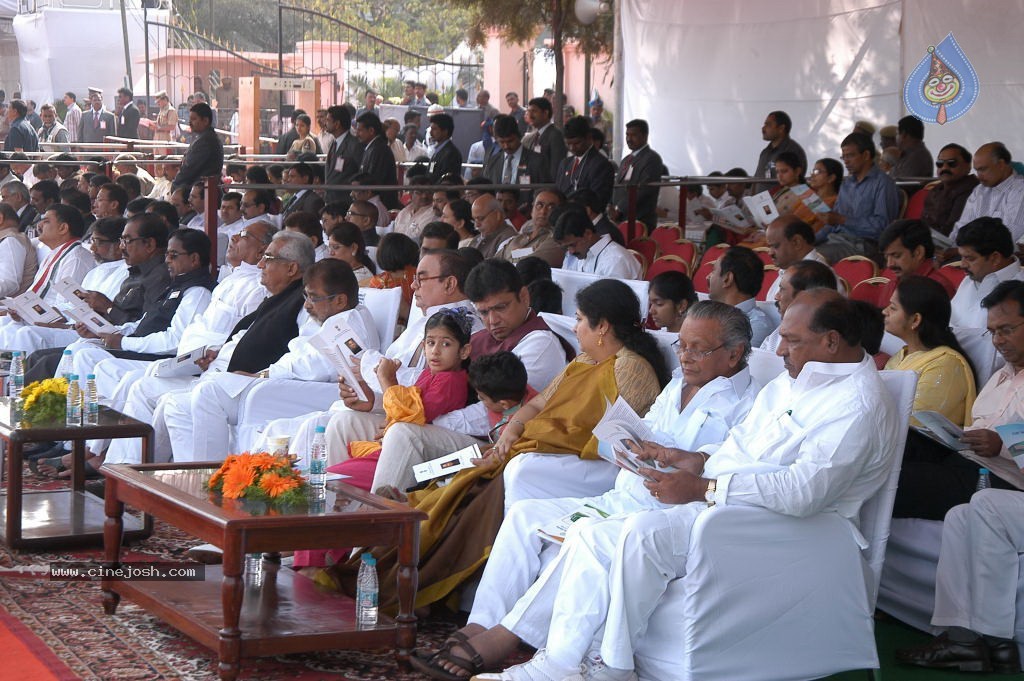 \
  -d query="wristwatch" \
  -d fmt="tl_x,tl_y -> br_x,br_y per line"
705,478 -> 717,507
